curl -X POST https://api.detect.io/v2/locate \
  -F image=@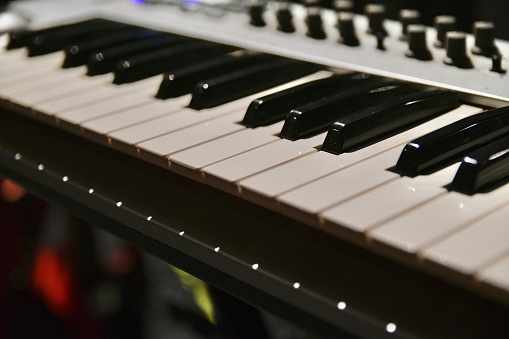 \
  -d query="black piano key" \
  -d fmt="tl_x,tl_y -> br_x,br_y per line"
450,134 -> 509,195
62,28 -> 161,68
241,73 -> 375,128
28,20 -> 130,57
6,19 -> 108,50
279,81 -> 417,141
394,106 -> 509,177
86,34 -> 189,76
188,59 -> 320,110
6,29 -> 32,50
113,41 -> 238,84
155,52 -> 276,99
321,90 -> 460,155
